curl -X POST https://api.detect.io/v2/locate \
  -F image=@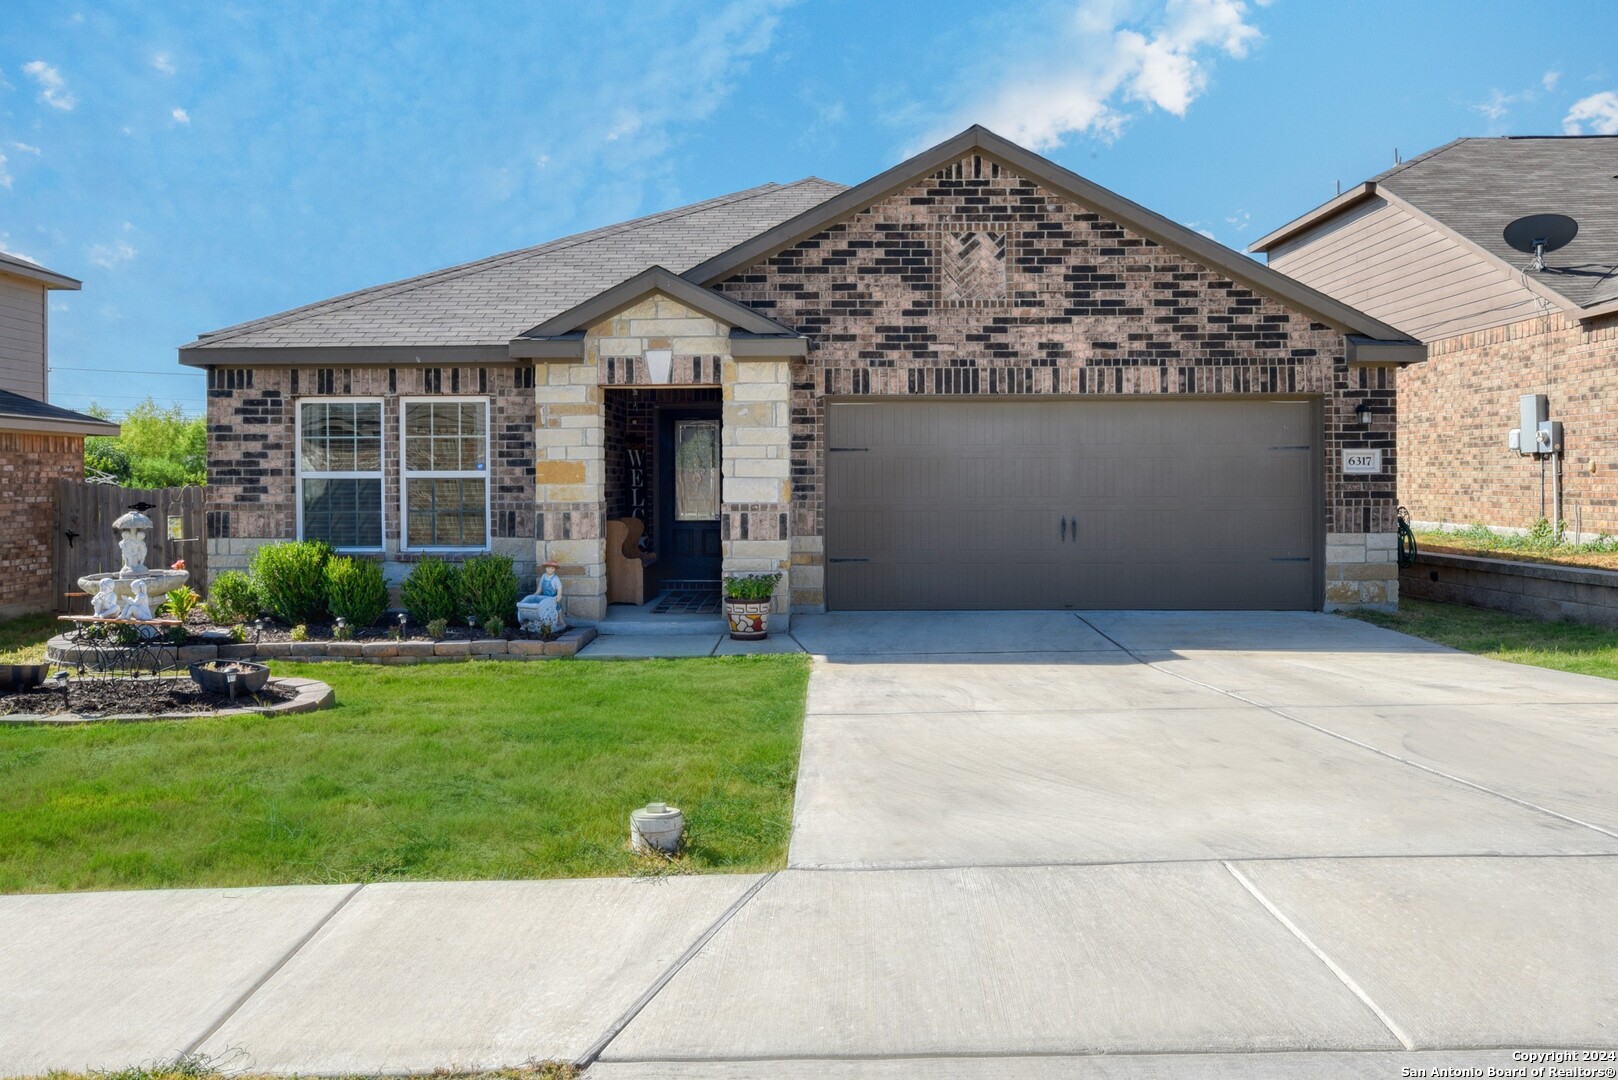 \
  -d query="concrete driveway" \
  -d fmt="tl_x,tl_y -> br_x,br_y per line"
5,612 -> 1615,1077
